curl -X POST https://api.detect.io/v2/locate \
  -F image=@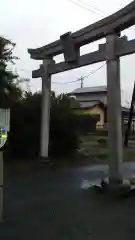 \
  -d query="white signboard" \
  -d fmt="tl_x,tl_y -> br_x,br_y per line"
0,109 -> 10,221
0,109 -> 10,148
0,109 -> 10,131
